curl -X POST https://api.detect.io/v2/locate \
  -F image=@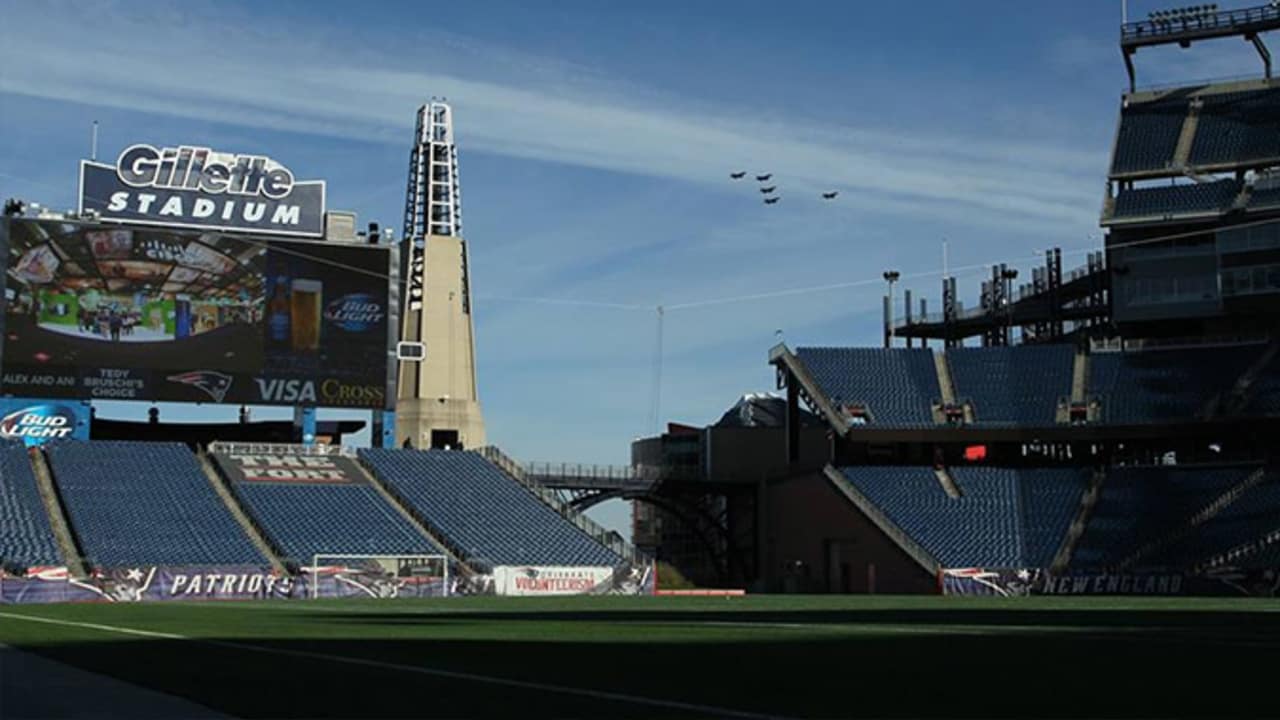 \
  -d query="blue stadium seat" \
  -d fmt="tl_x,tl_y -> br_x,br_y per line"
46,441 -> 264,567
1146,472 -> 1280,569
1012,469 -> 1088,568
837,466 -> 1087,568
359,449 -> 620,568
1111,179 -> 1241,220
232,480 -> 441,565
0,443 -> 61,567
1189,87 -> 1280,168
795,348 -> 939,427
1089,345 -> 1261,424
1110,96 -> 1187,175
1244,351 -> 1280,416
947,345 -> 1073,426
1070,465 -> 1255,570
